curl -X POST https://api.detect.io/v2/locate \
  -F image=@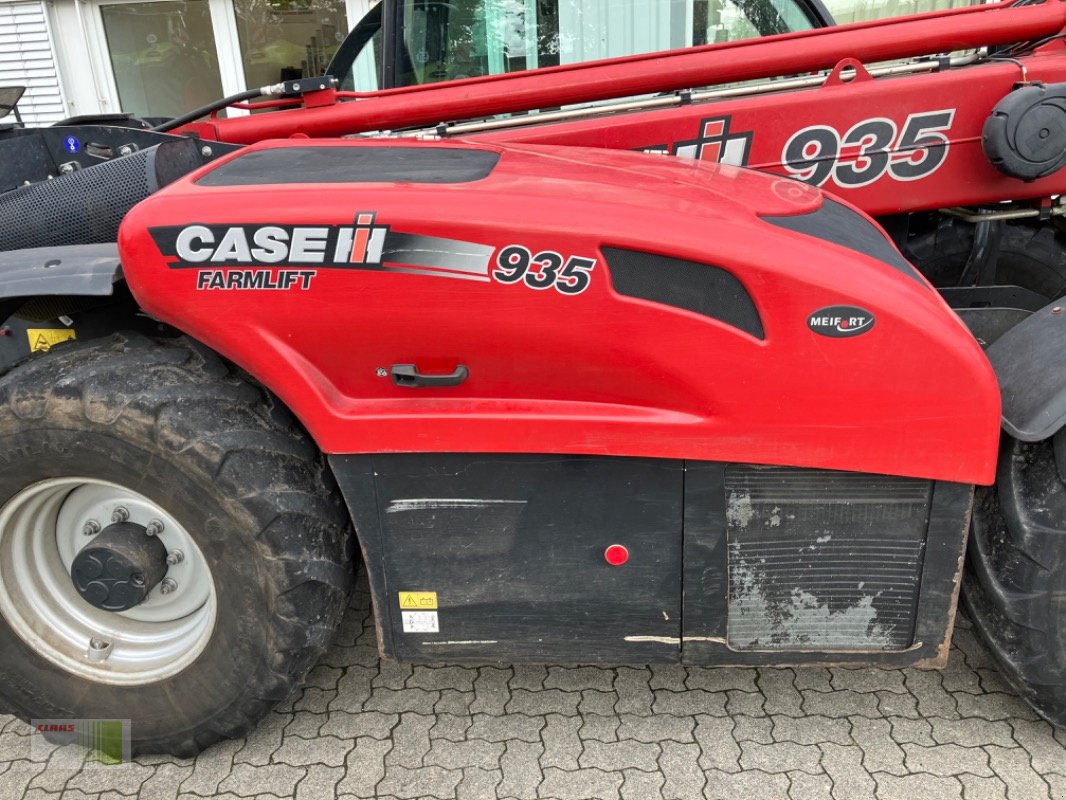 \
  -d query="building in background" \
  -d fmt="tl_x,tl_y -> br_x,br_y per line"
0,0 -> 376,124
2,0 -> 972,126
